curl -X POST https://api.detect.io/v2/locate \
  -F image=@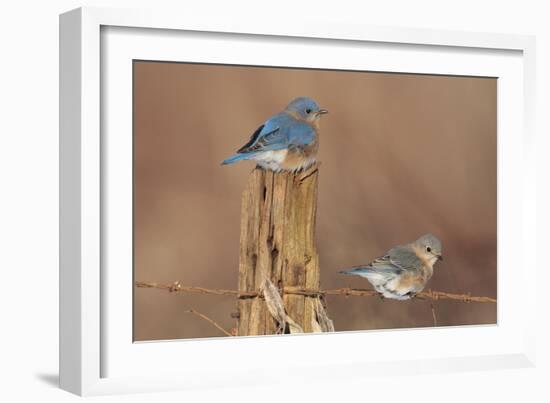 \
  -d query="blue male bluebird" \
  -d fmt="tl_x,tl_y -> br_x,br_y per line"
221,97 -> 328,172
339,234 -> 443,300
